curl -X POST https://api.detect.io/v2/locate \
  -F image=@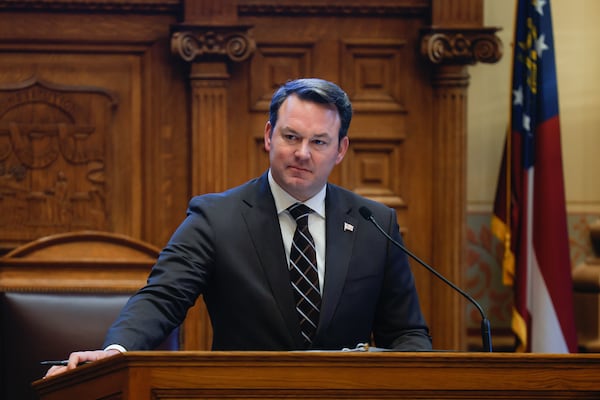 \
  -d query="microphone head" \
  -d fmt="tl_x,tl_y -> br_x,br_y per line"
358,206 -> 373,220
